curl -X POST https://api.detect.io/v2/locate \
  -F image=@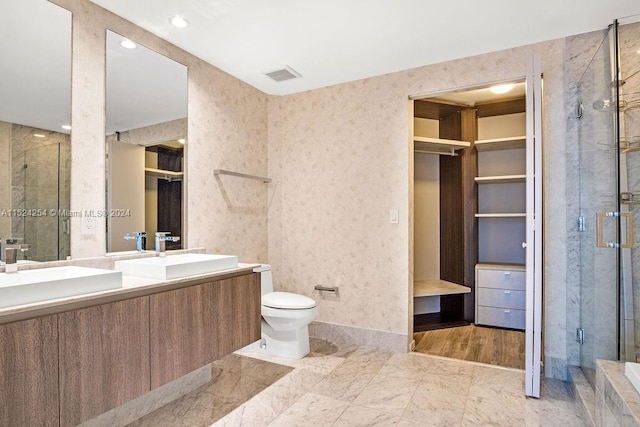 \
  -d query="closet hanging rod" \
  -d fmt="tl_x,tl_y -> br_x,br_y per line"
214,169 -> 271,183
414,149 -> 458,156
